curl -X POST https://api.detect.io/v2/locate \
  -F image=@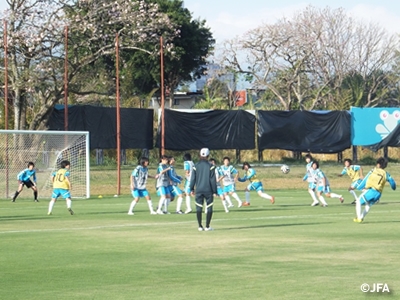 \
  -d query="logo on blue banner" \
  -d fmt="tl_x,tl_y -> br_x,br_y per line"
351,107 -> 400,146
